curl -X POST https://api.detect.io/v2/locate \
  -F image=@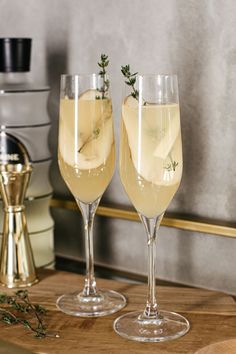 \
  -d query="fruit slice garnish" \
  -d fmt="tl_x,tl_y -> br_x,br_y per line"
60,92 -> 113,170
122,97 -> 181,186
153,108 -> 180,160
123,95 -> 139,107
79,88 -> 102,100
76,117 -> 113,170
